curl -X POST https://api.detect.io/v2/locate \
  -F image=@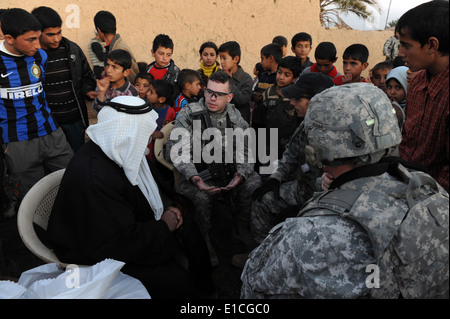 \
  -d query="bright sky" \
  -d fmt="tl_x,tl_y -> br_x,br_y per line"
341,0 -> 431,30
